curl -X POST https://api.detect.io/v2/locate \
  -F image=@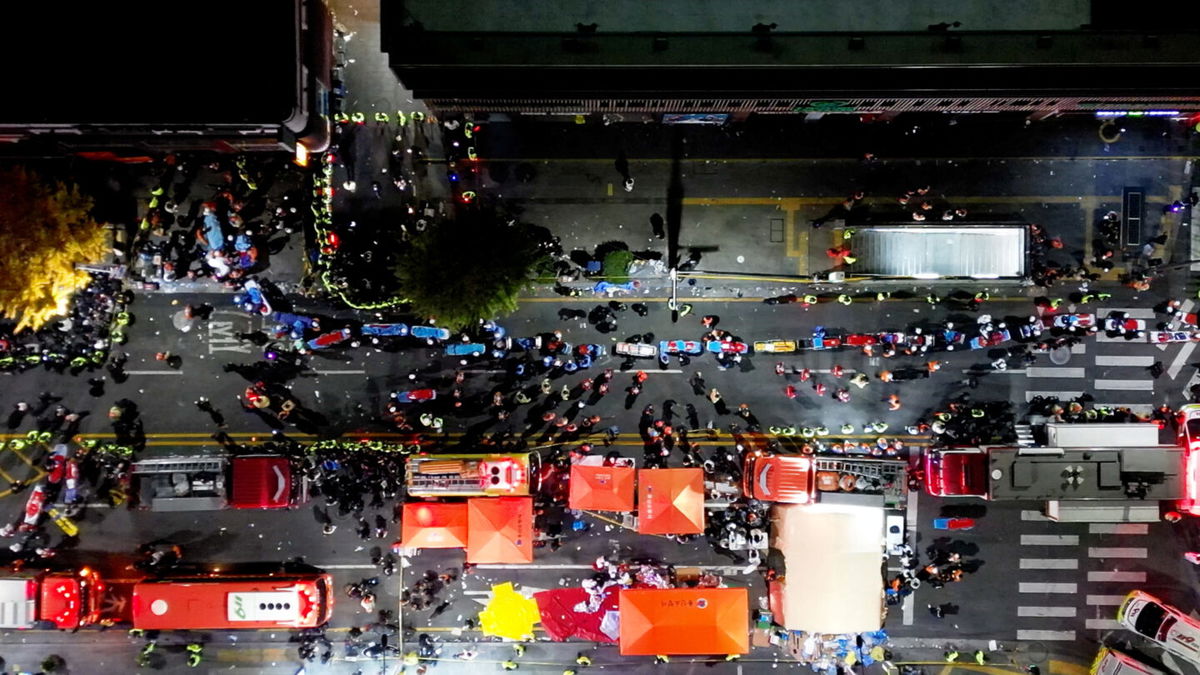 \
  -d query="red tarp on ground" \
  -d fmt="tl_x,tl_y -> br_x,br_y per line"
533,586 -> 620,643
467,497 -> 533,563
569,464 -> 636,512
618,587 -> 750,656
637,468 -> 705,535
401,502 -> 469,549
